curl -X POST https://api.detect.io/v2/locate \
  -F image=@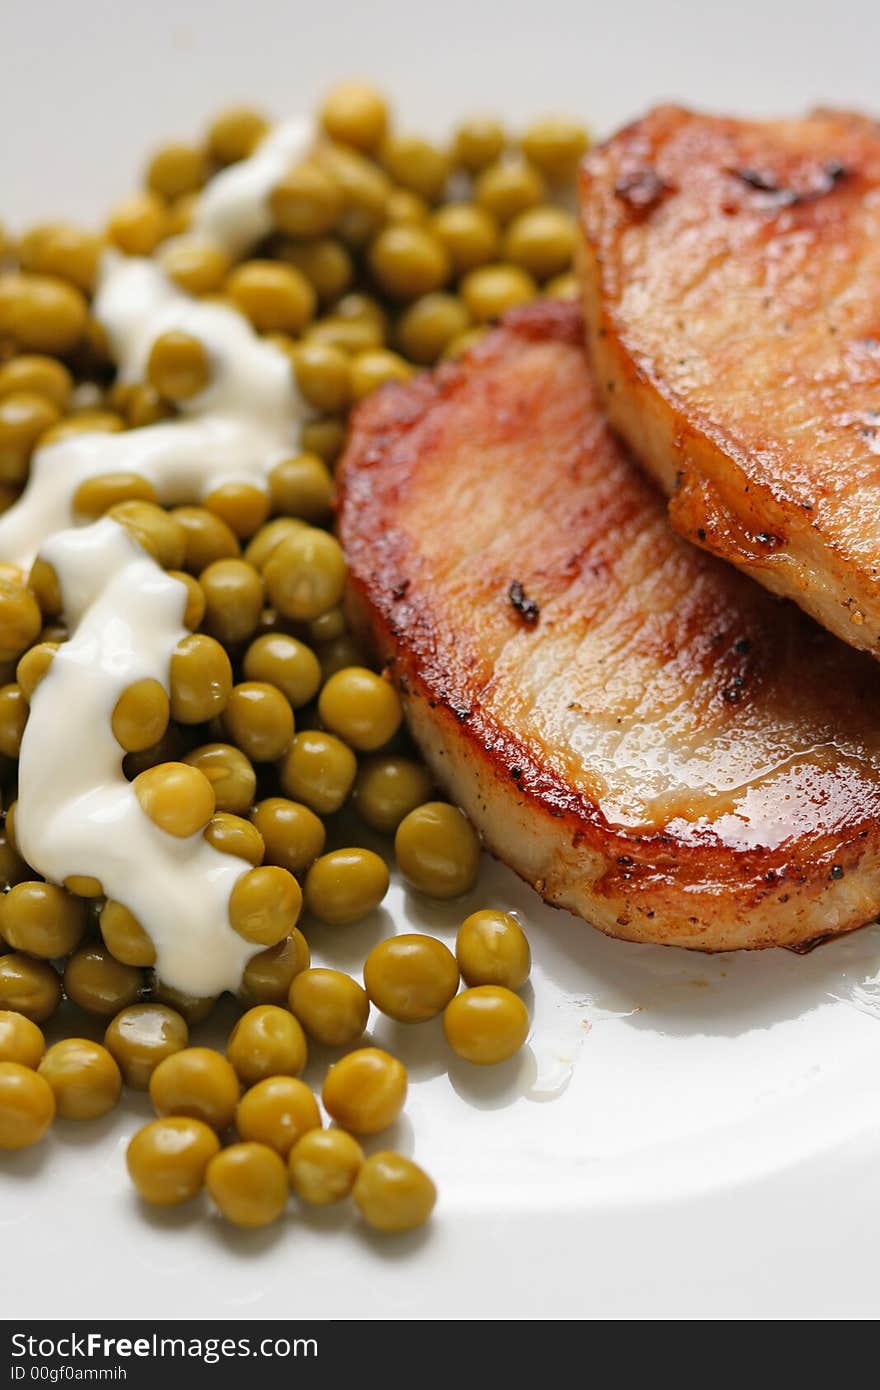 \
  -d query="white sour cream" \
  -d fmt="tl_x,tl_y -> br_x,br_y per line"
15,518 -> 259,996
5,120 -> 317,993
